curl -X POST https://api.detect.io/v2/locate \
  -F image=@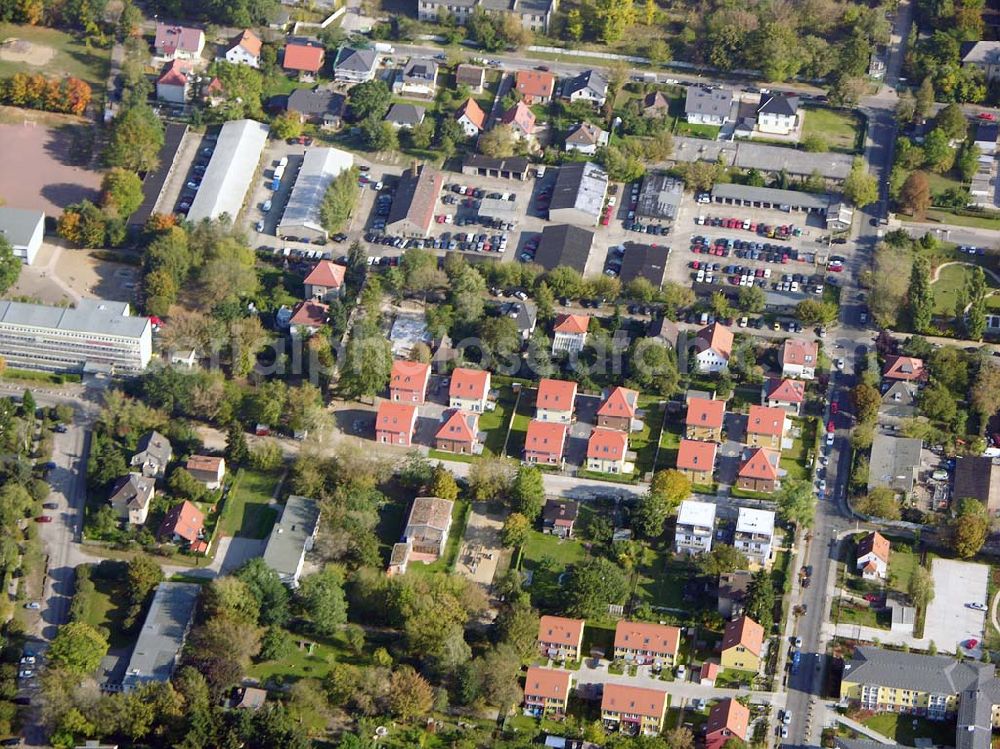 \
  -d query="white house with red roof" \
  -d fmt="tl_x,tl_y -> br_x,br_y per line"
536,379 -> 577,422
288,300 -> 329,336
154,22 -> 205,60
694,322 -> 734,373
551,313 -> 590,355
156,60 -> 193,104
856,531 -> 890,580
762,377 -> 806,415
780,339 -> 818,380
676,439 -> 717,484
455,98 -> 487,137
525,420 -> 568,466
225,29 -> 262,67
390,360 -> 431,404
303,260 -> 346,302
737,447 -> 782,493
883,355 -> 926,383
746,405 -> 791,449
449,367 -> 491,412
586,427 -> 631,474
434,410 -> 480,455
374,402 -> 418,446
